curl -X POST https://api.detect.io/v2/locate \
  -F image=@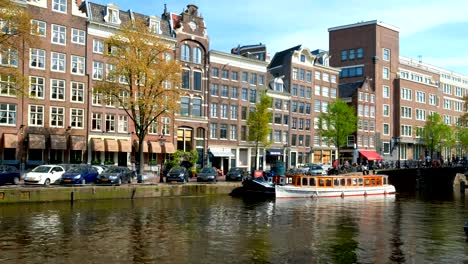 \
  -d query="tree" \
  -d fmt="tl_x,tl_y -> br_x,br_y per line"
247,91 -> 272,171
0,0 -> 37,96
317,99 -> 357,167
94,19 -> 181,174
422,113 -> 451,159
